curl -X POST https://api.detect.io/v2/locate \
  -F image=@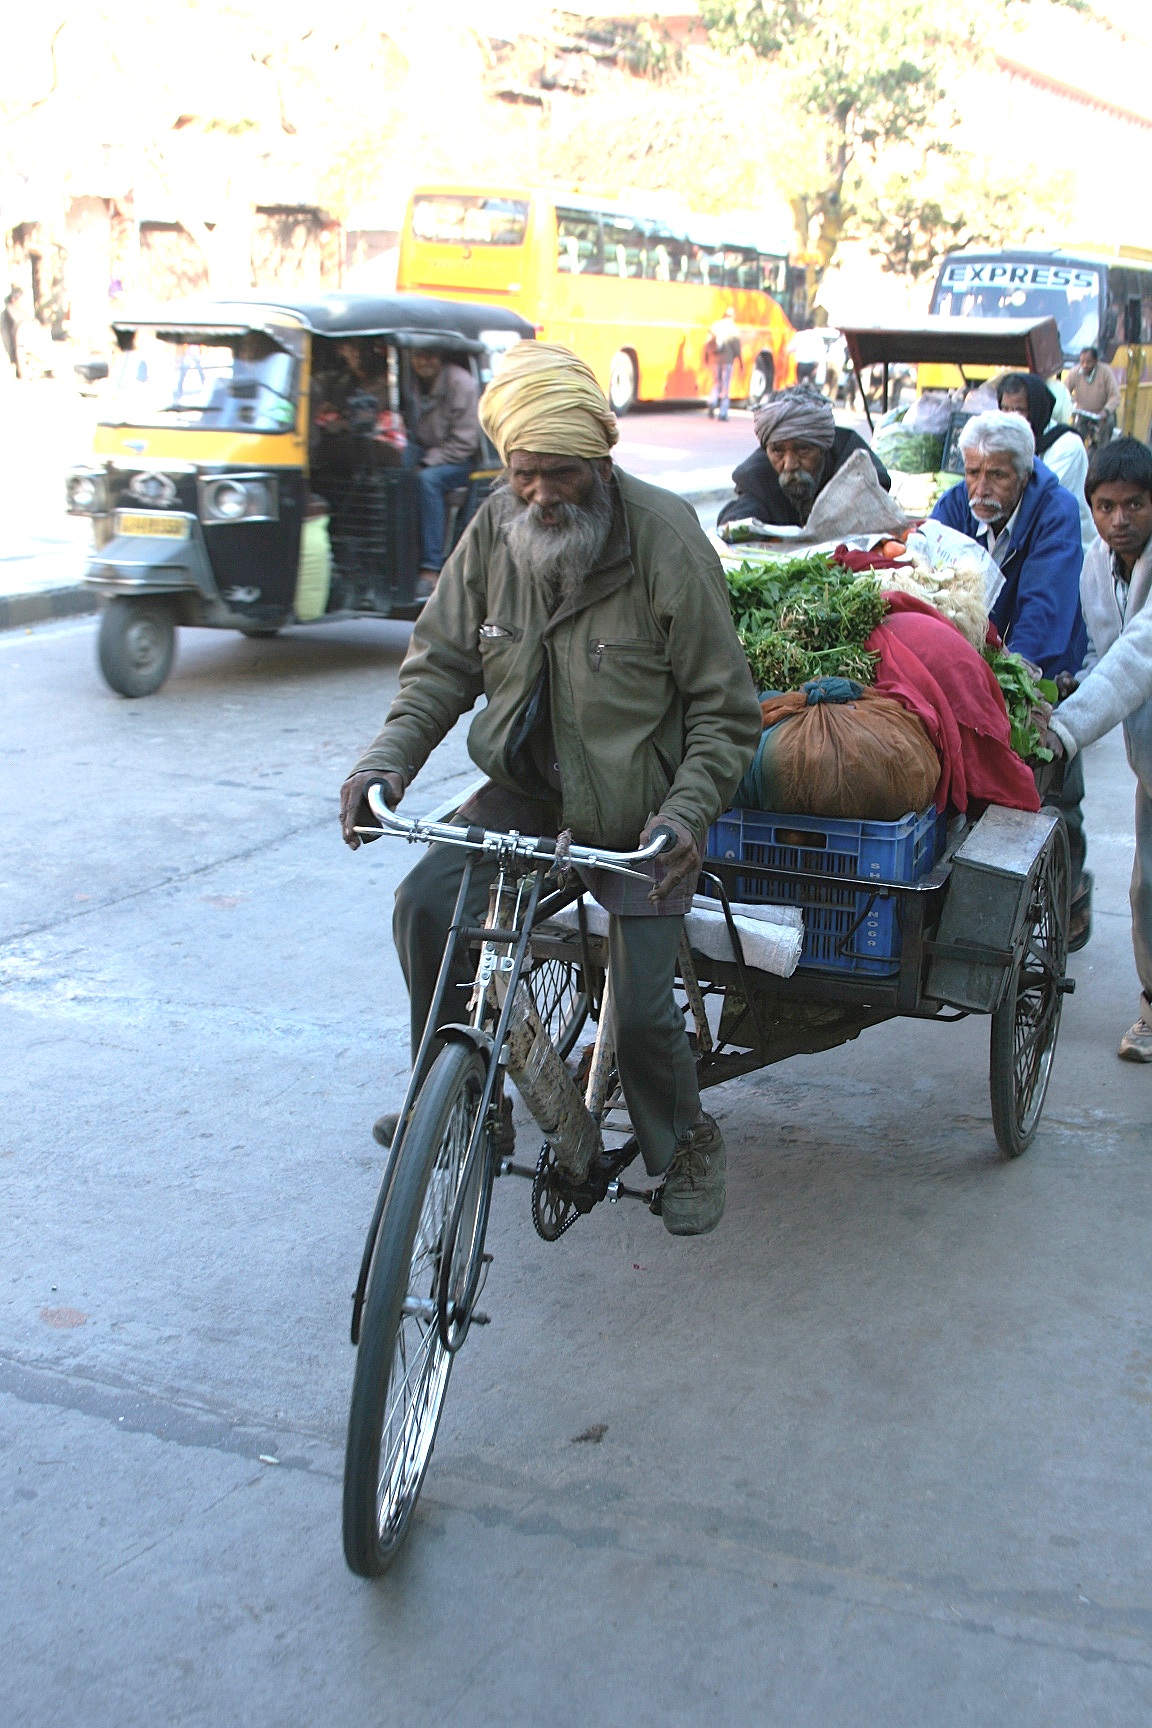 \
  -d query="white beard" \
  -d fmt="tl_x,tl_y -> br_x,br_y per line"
504,475 -> 614,607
